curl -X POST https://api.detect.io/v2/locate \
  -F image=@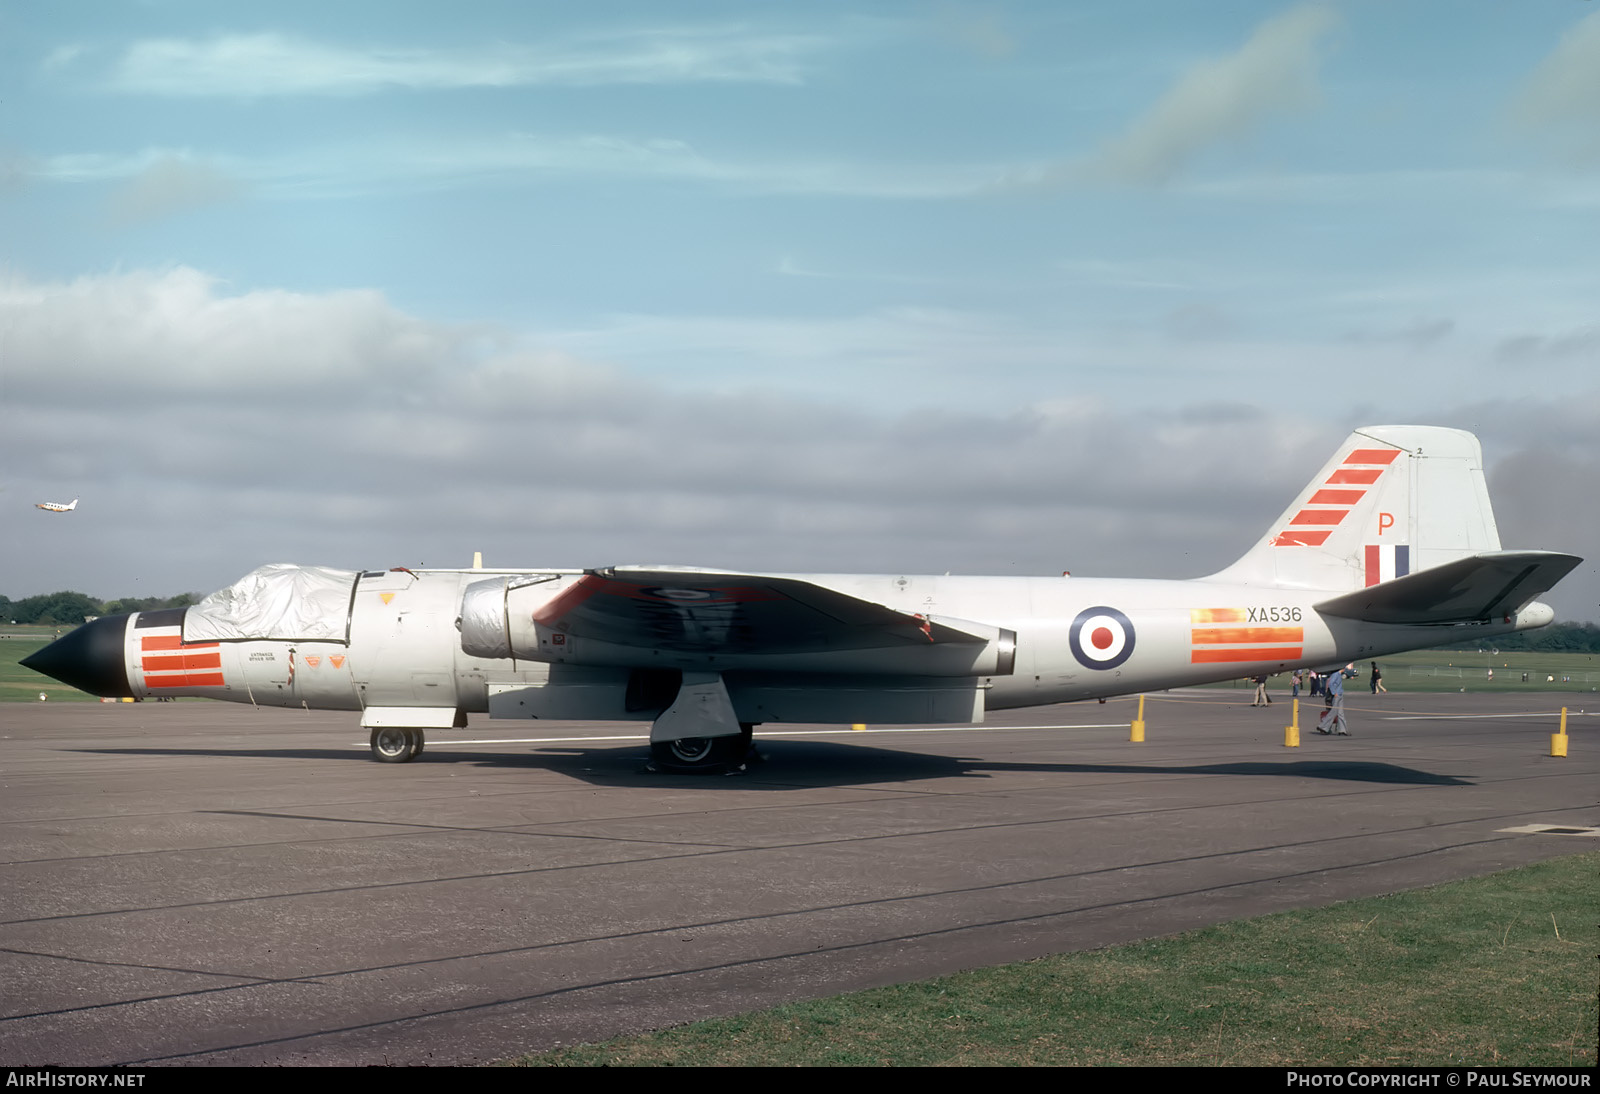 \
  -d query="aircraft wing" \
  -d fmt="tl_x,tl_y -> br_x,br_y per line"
532,567 -> 993,655
1315,551 -> 1582,625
